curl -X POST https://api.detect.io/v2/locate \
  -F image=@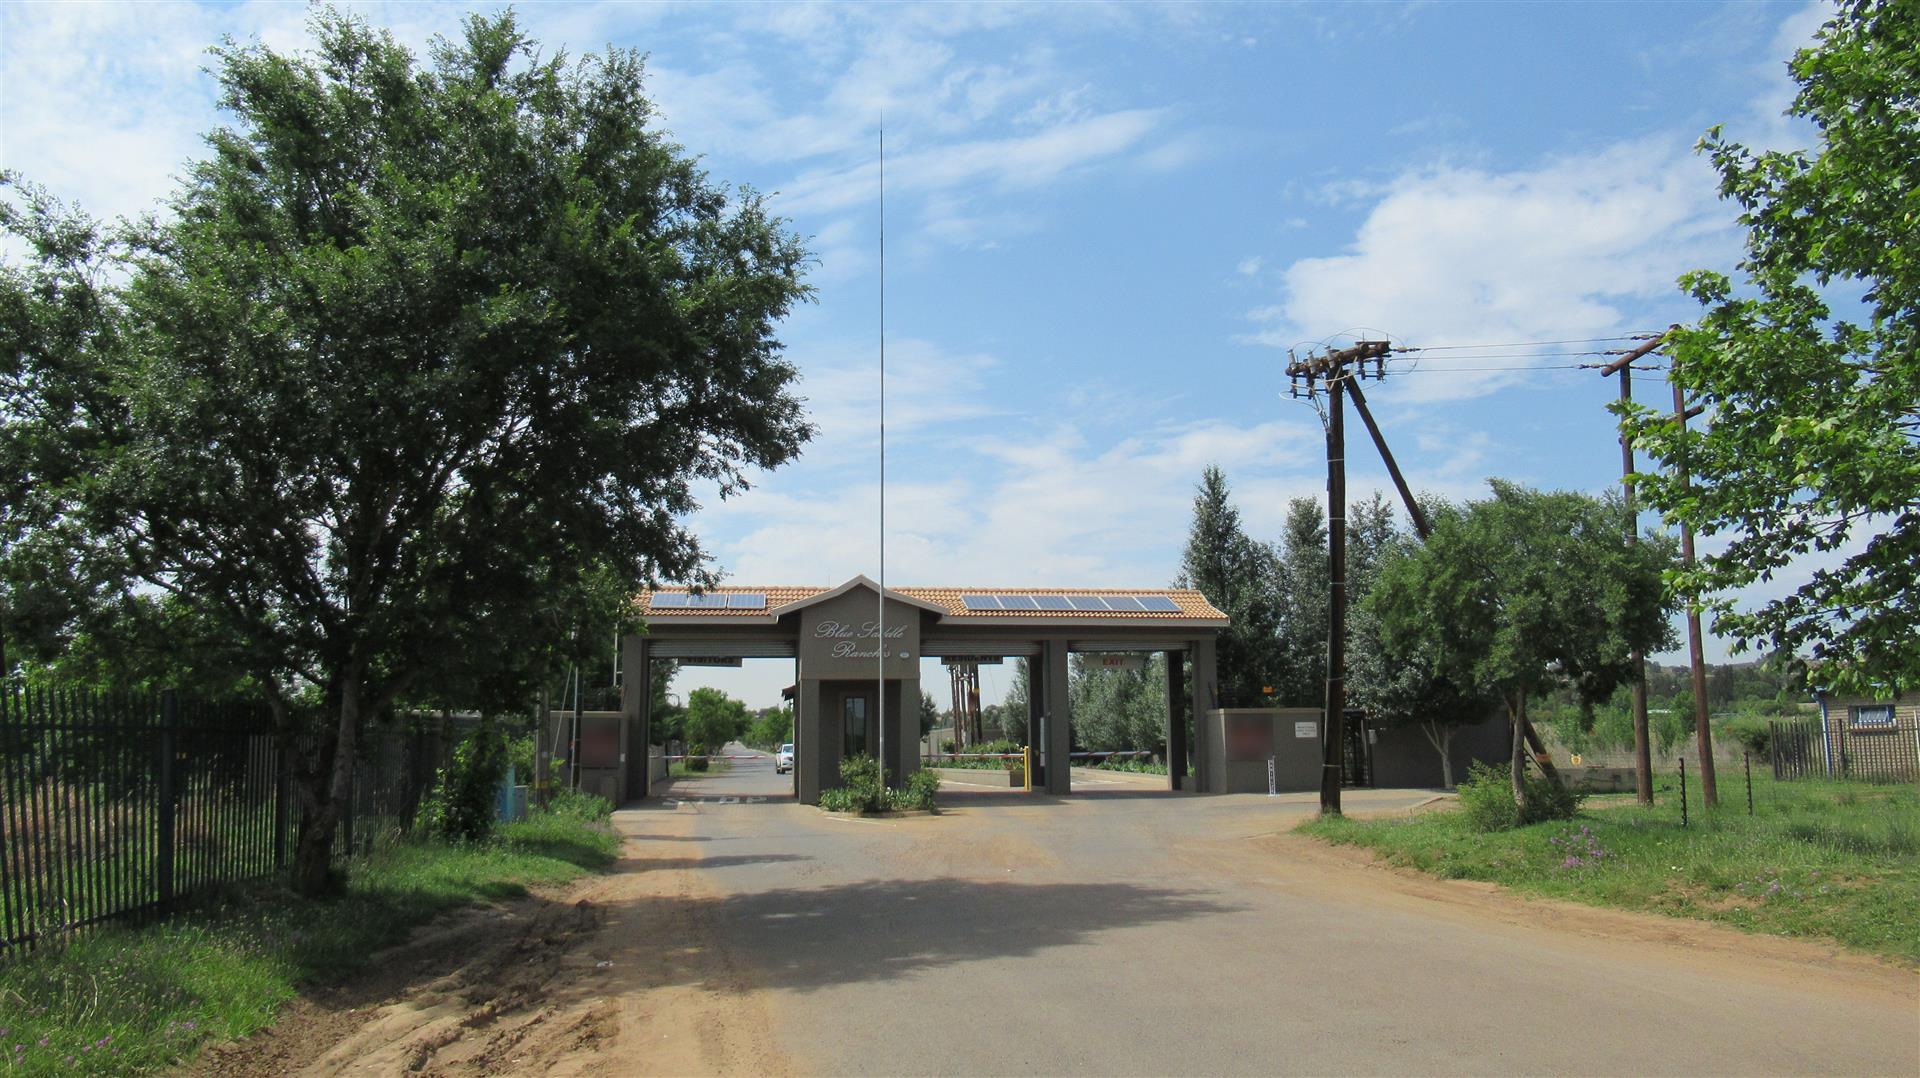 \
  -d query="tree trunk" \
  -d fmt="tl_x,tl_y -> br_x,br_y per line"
289,678 -> 365,896
1521,715 -> 1568,791
1509,692 -> 1529,816
1422,721 -> 1455,788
